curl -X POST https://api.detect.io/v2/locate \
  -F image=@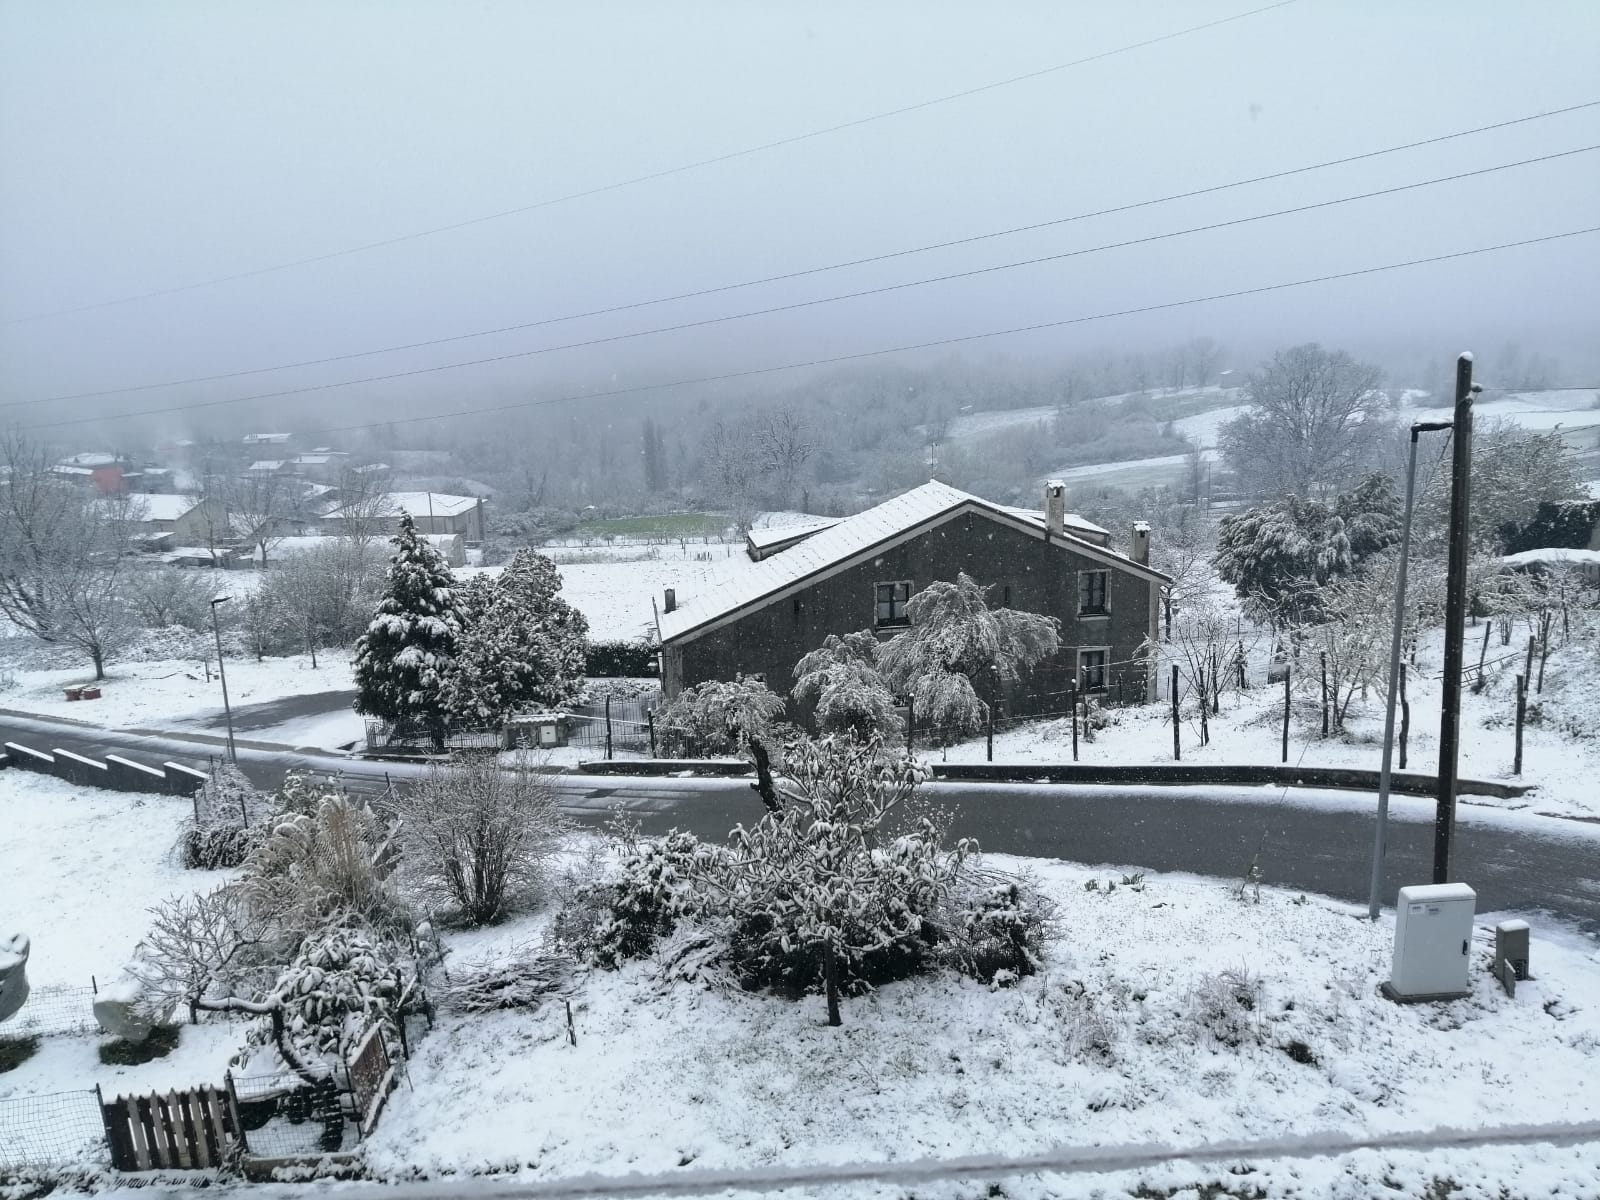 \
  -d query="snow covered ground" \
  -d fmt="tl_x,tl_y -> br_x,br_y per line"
365,853 -> 1600,1198
5,772 -> 1600,1195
